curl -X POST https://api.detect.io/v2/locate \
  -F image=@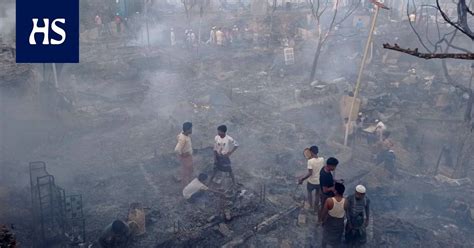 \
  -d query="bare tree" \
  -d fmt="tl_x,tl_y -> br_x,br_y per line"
384,0 -> 473,122
181,0 -> 210,20
384,1 -> 473,58
266,0 -> 278,48
383,1 -> 473,177
182,0 -> 198,22
308,0 -> 360,83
